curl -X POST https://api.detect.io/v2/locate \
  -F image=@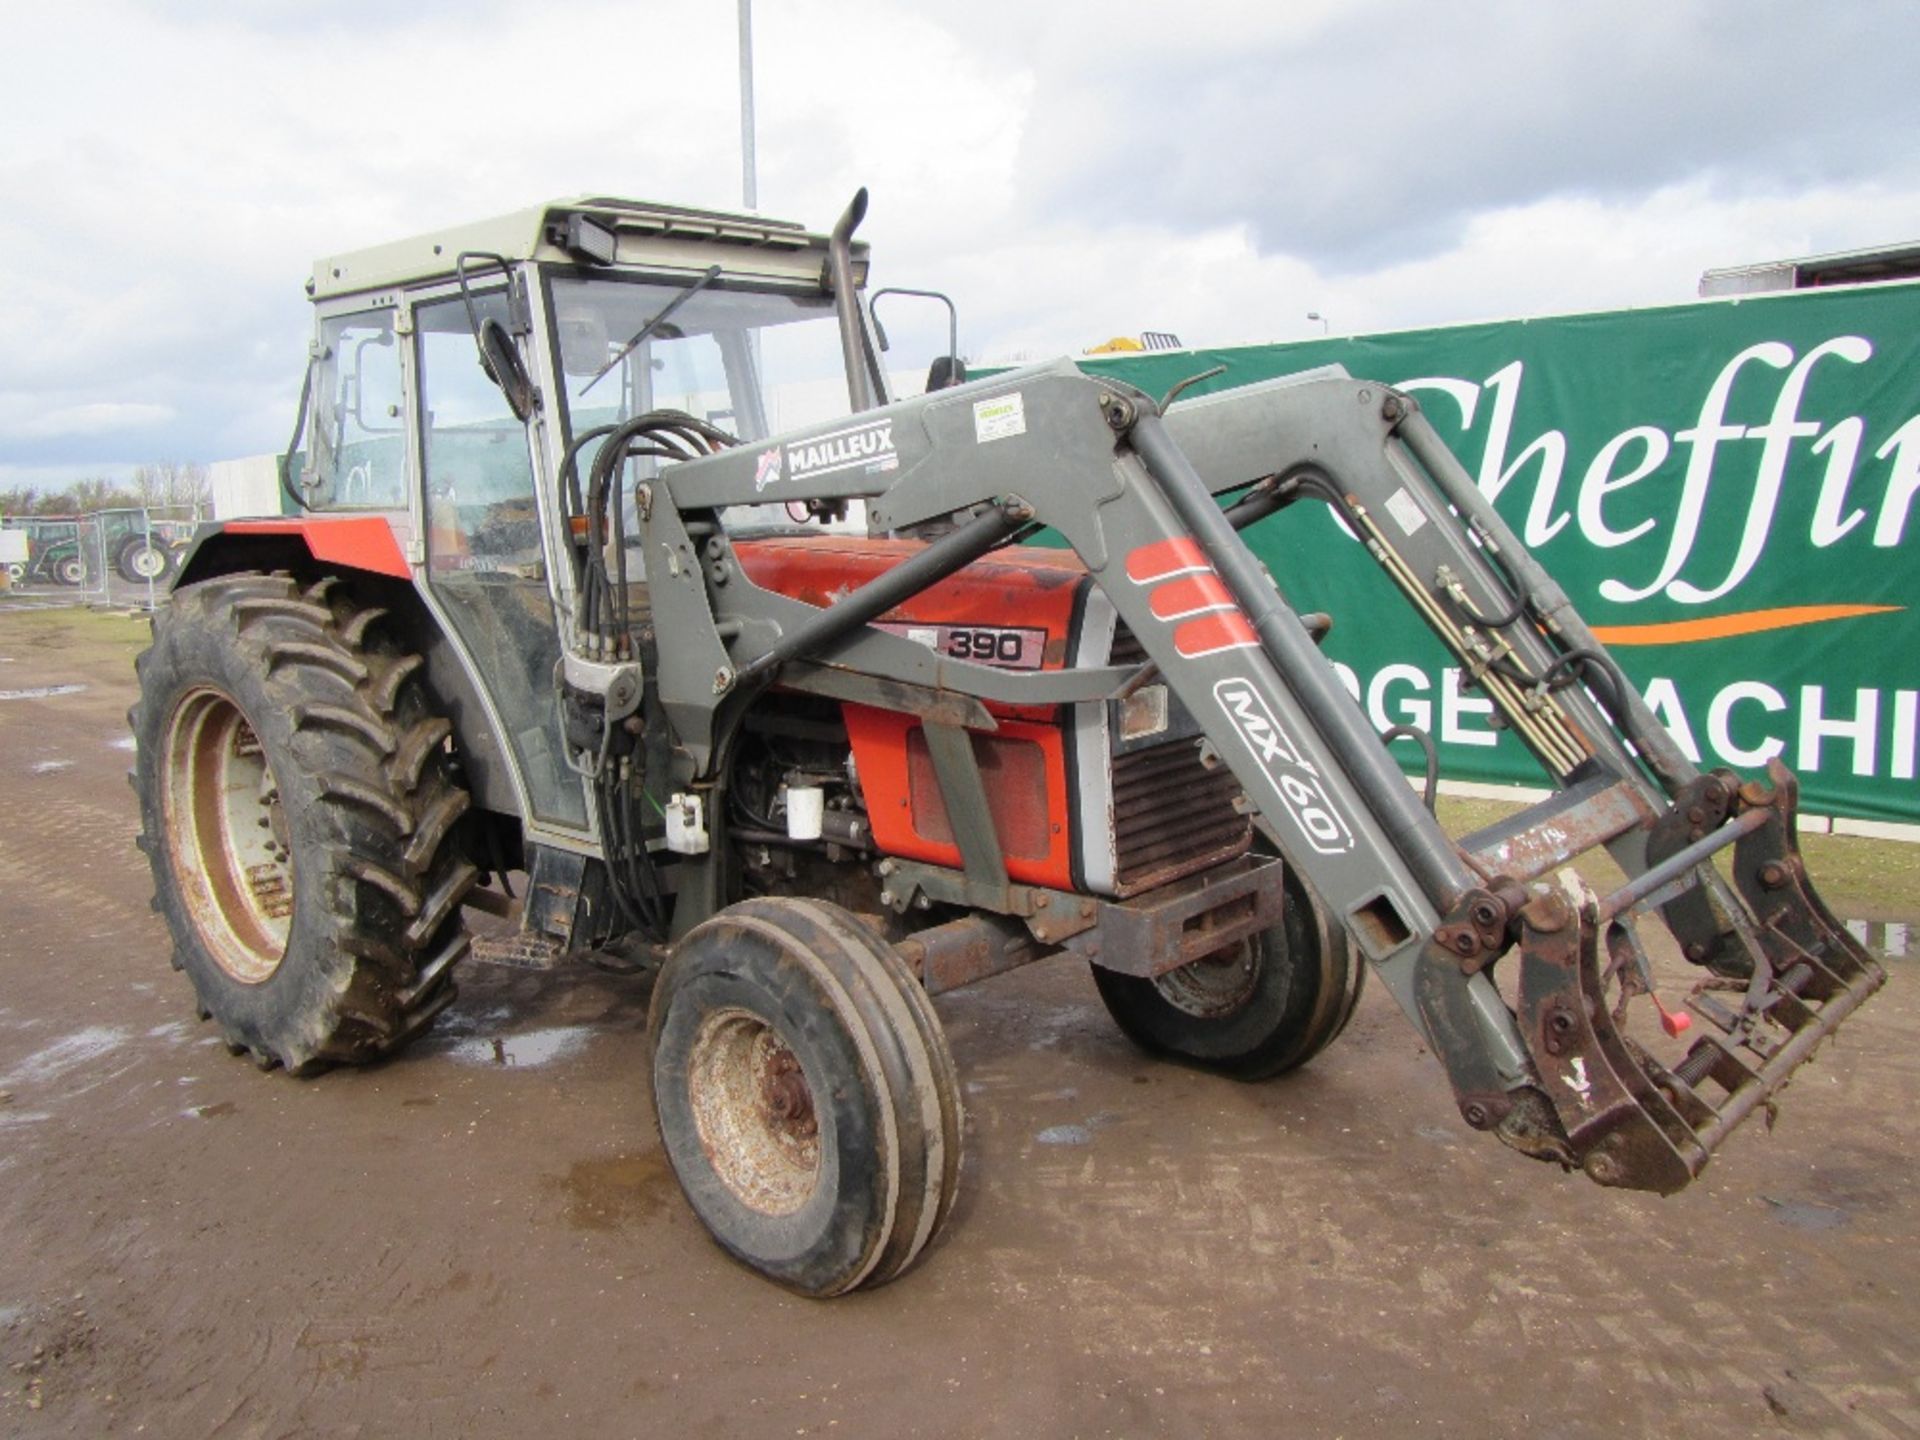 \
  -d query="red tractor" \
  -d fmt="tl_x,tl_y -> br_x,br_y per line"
133,193 -> 1884,1295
